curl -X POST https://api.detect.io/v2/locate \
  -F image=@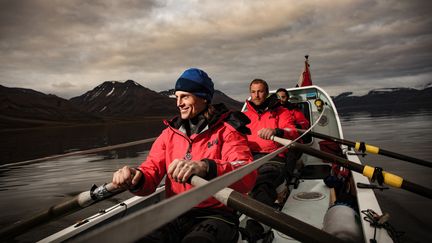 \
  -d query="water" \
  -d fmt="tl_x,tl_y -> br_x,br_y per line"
0,120 -> 165,242
0,112 -> 431,242
0,118 -> 166,163
339,110 -> 432,243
